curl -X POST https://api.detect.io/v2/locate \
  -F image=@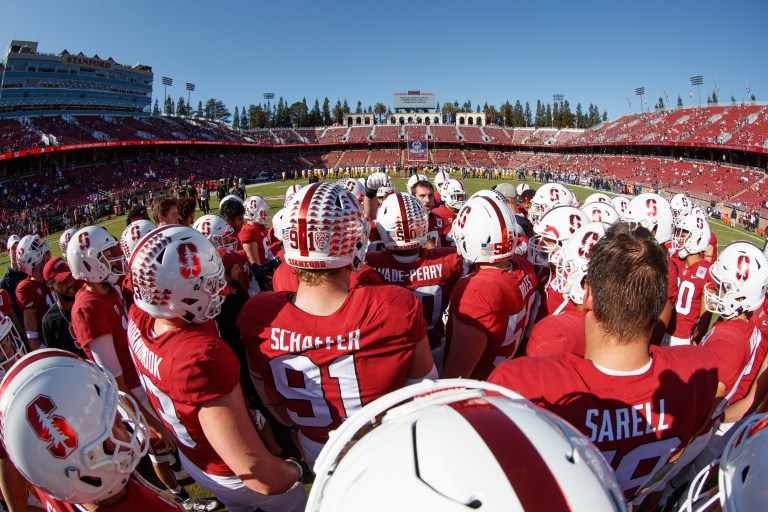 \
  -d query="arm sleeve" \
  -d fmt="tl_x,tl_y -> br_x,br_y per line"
88,334 -> 124,378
